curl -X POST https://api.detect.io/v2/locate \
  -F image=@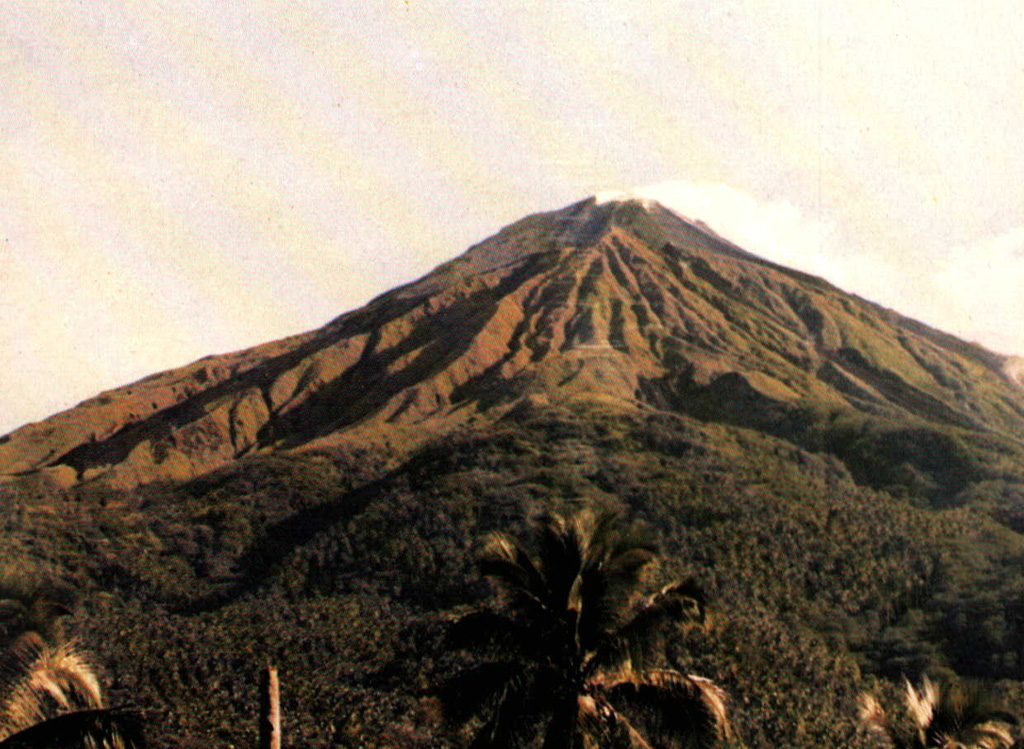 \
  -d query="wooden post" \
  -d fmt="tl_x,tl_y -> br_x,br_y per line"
259,665 -> 281,749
